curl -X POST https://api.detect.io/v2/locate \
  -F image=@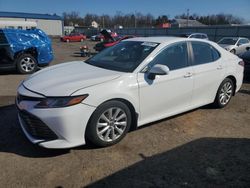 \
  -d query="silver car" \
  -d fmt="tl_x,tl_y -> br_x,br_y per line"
218,37 -> 250,55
